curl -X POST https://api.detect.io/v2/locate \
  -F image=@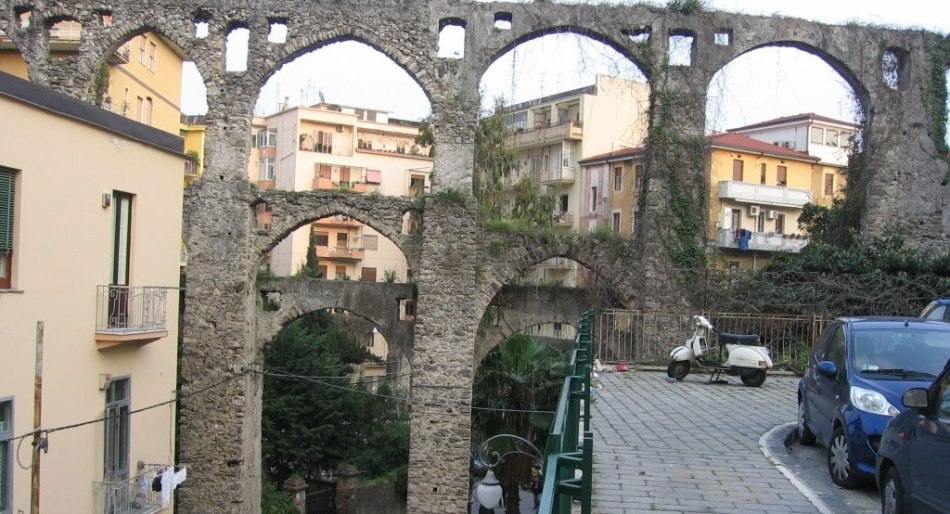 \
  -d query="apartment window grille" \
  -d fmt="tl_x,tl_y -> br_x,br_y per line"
0,167 -> 15,289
